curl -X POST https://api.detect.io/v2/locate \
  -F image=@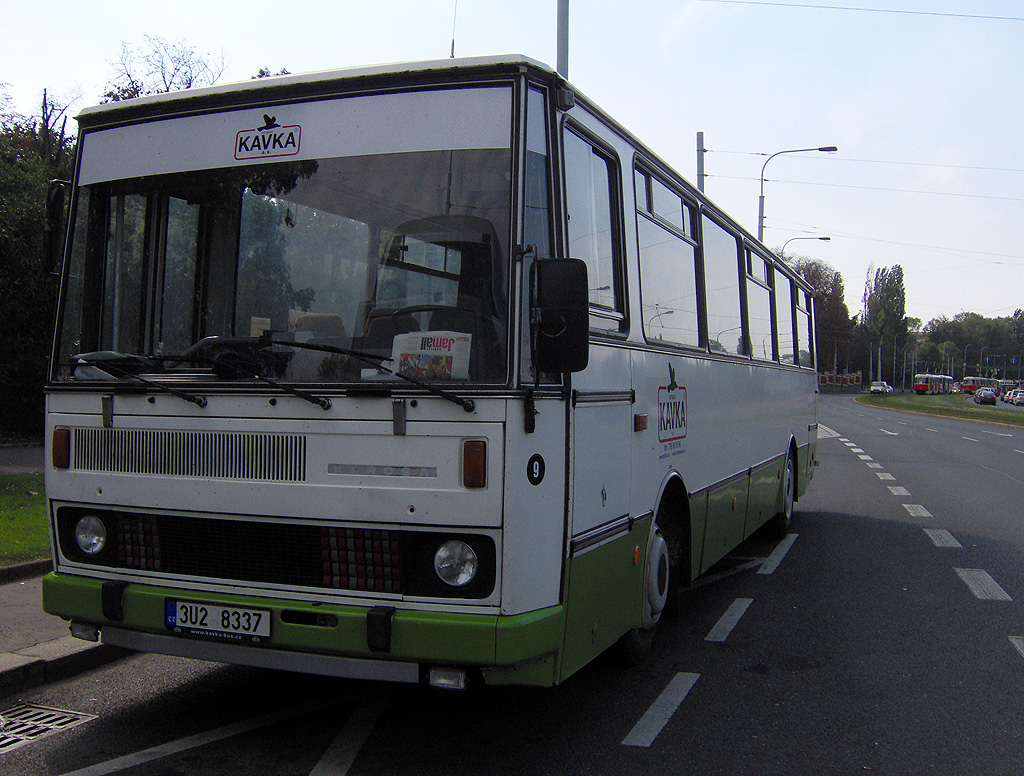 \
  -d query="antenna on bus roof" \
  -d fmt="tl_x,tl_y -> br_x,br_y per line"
450,0 -> 458,58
